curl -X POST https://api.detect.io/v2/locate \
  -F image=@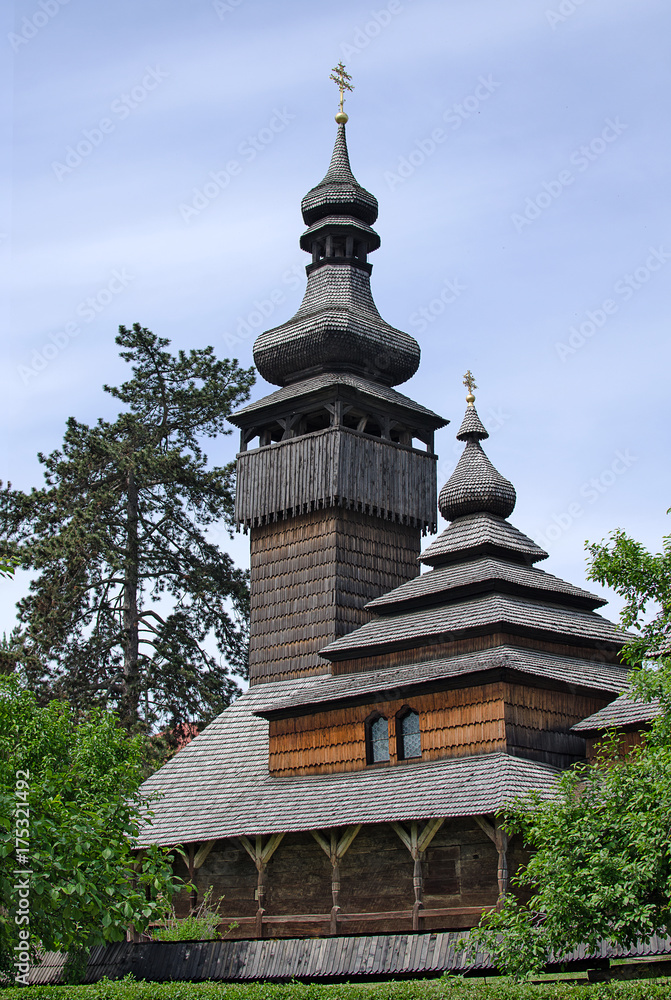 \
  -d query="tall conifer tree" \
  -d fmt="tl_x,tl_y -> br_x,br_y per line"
6,324 -> 255,733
